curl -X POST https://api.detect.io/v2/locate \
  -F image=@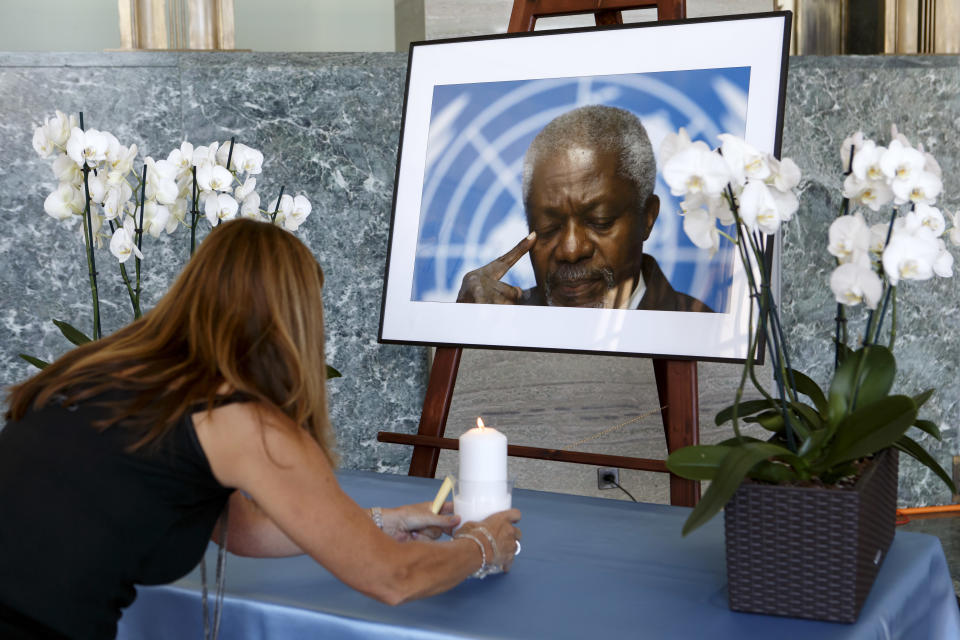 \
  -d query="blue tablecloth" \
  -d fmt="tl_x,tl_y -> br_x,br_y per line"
118,470 -> 960,639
